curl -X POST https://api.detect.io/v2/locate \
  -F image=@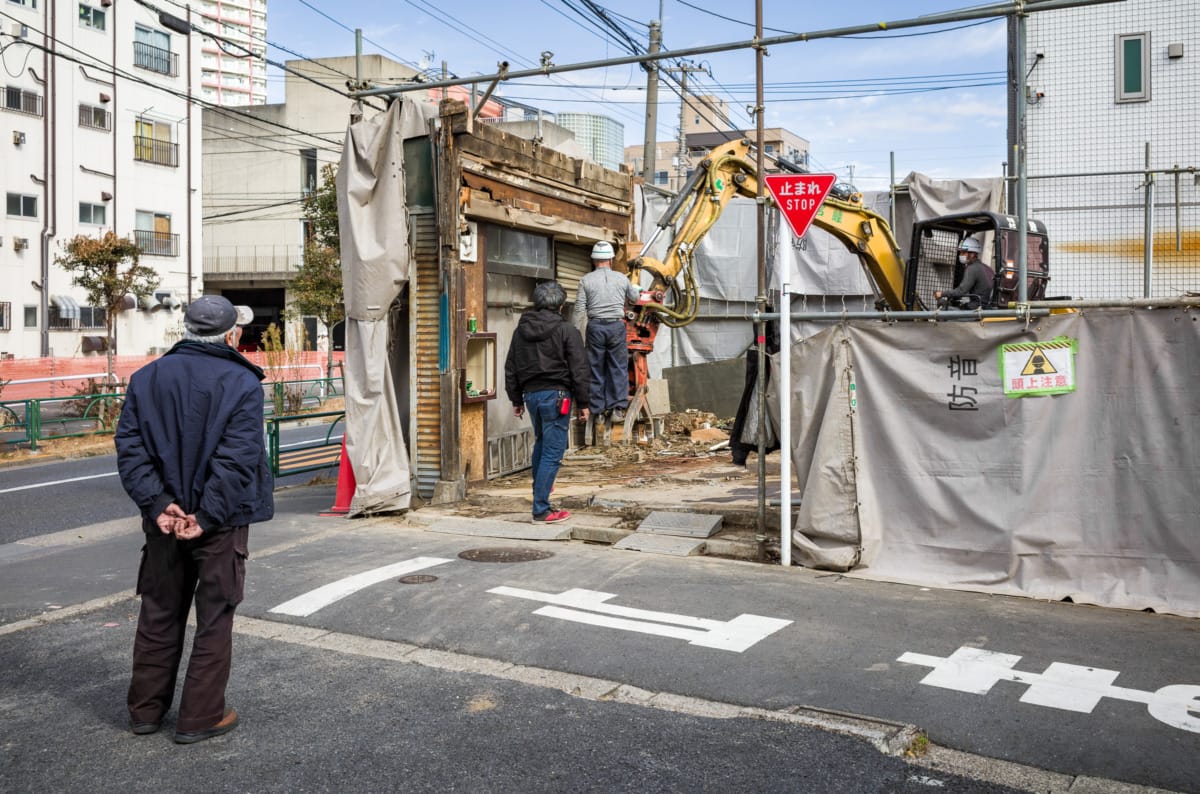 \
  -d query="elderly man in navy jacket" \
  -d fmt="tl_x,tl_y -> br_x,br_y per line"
115,295 -> 274,744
